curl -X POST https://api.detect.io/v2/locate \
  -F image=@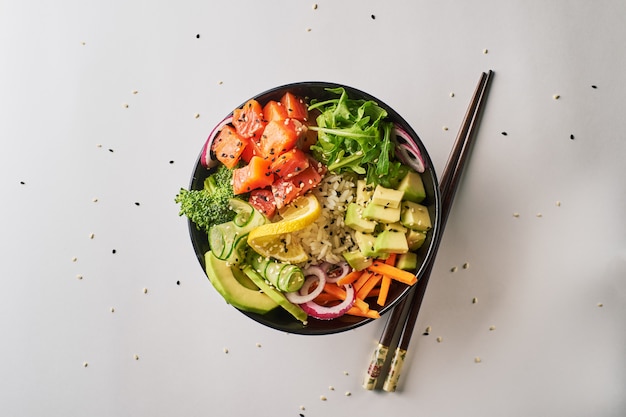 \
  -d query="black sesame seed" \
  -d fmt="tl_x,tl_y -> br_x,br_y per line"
371,14 -> 376,19
196,34 -> 200,39
20,181 -> 25,185
591,85 -> 598,89
501,131 -> 508,136
169,160 -> 174,164
135,202 -> 140,206
112,249 -> 117,254
570,134 -> 575,140
176,280 -> 181,285
108,149 -> 114,152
